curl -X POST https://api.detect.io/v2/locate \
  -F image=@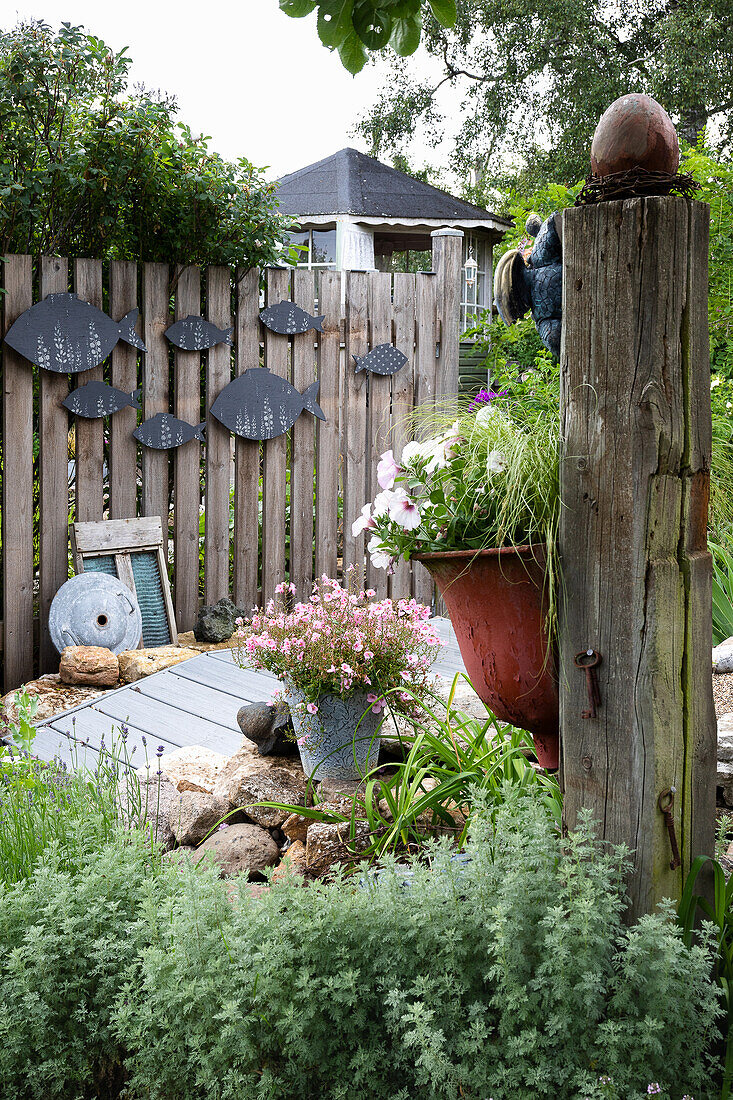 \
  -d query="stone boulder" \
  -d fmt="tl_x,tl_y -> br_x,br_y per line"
118,646 -> 199,683
237,701 -> 294,756
715,637 -> 733,674
1,675 -> 108,724
160,745 -> 229,794
120,772 -> 179,852
169,790 -> 229,846
271,840 -> 307,882
211,742 -> 267,800
282,812 -> 309,843
176,630 -> 242,652
305,820 -> 371,876
59,646 -> 119,687
194,597 -> 248,644
194,822 -> 279,878
228,763 -> 308,828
